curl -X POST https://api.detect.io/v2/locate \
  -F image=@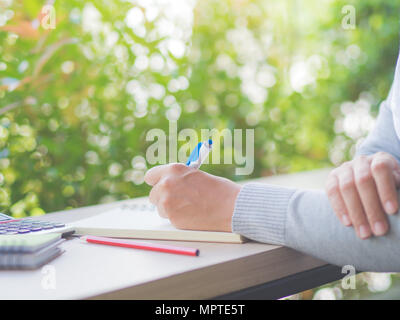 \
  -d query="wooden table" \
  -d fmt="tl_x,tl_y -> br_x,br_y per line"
0,168 -> 343,300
